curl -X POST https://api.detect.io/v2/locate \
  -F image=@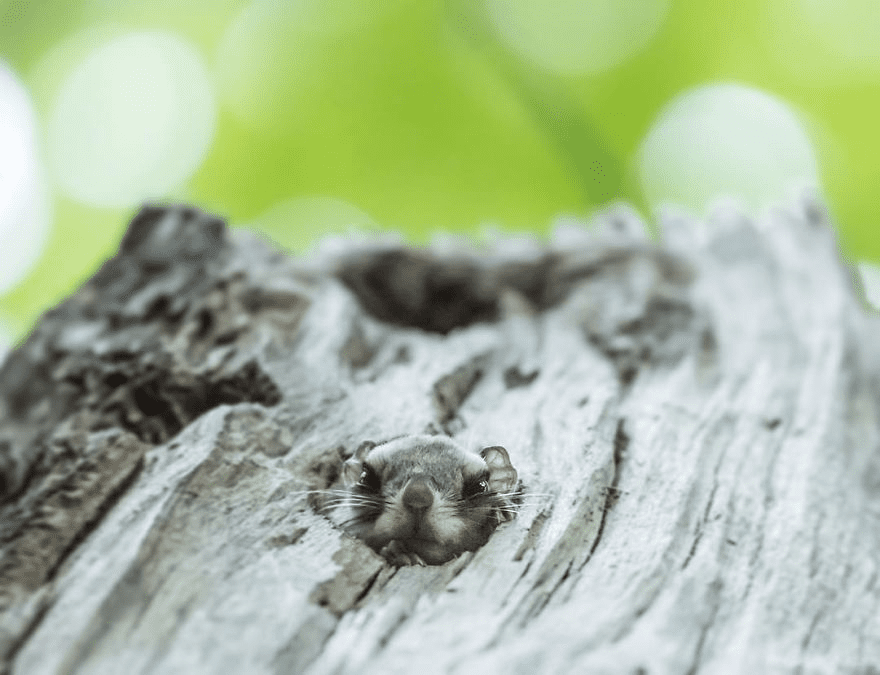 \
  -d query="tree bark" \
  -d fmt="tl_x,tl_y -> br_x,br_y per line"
0,197 -> 878,674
